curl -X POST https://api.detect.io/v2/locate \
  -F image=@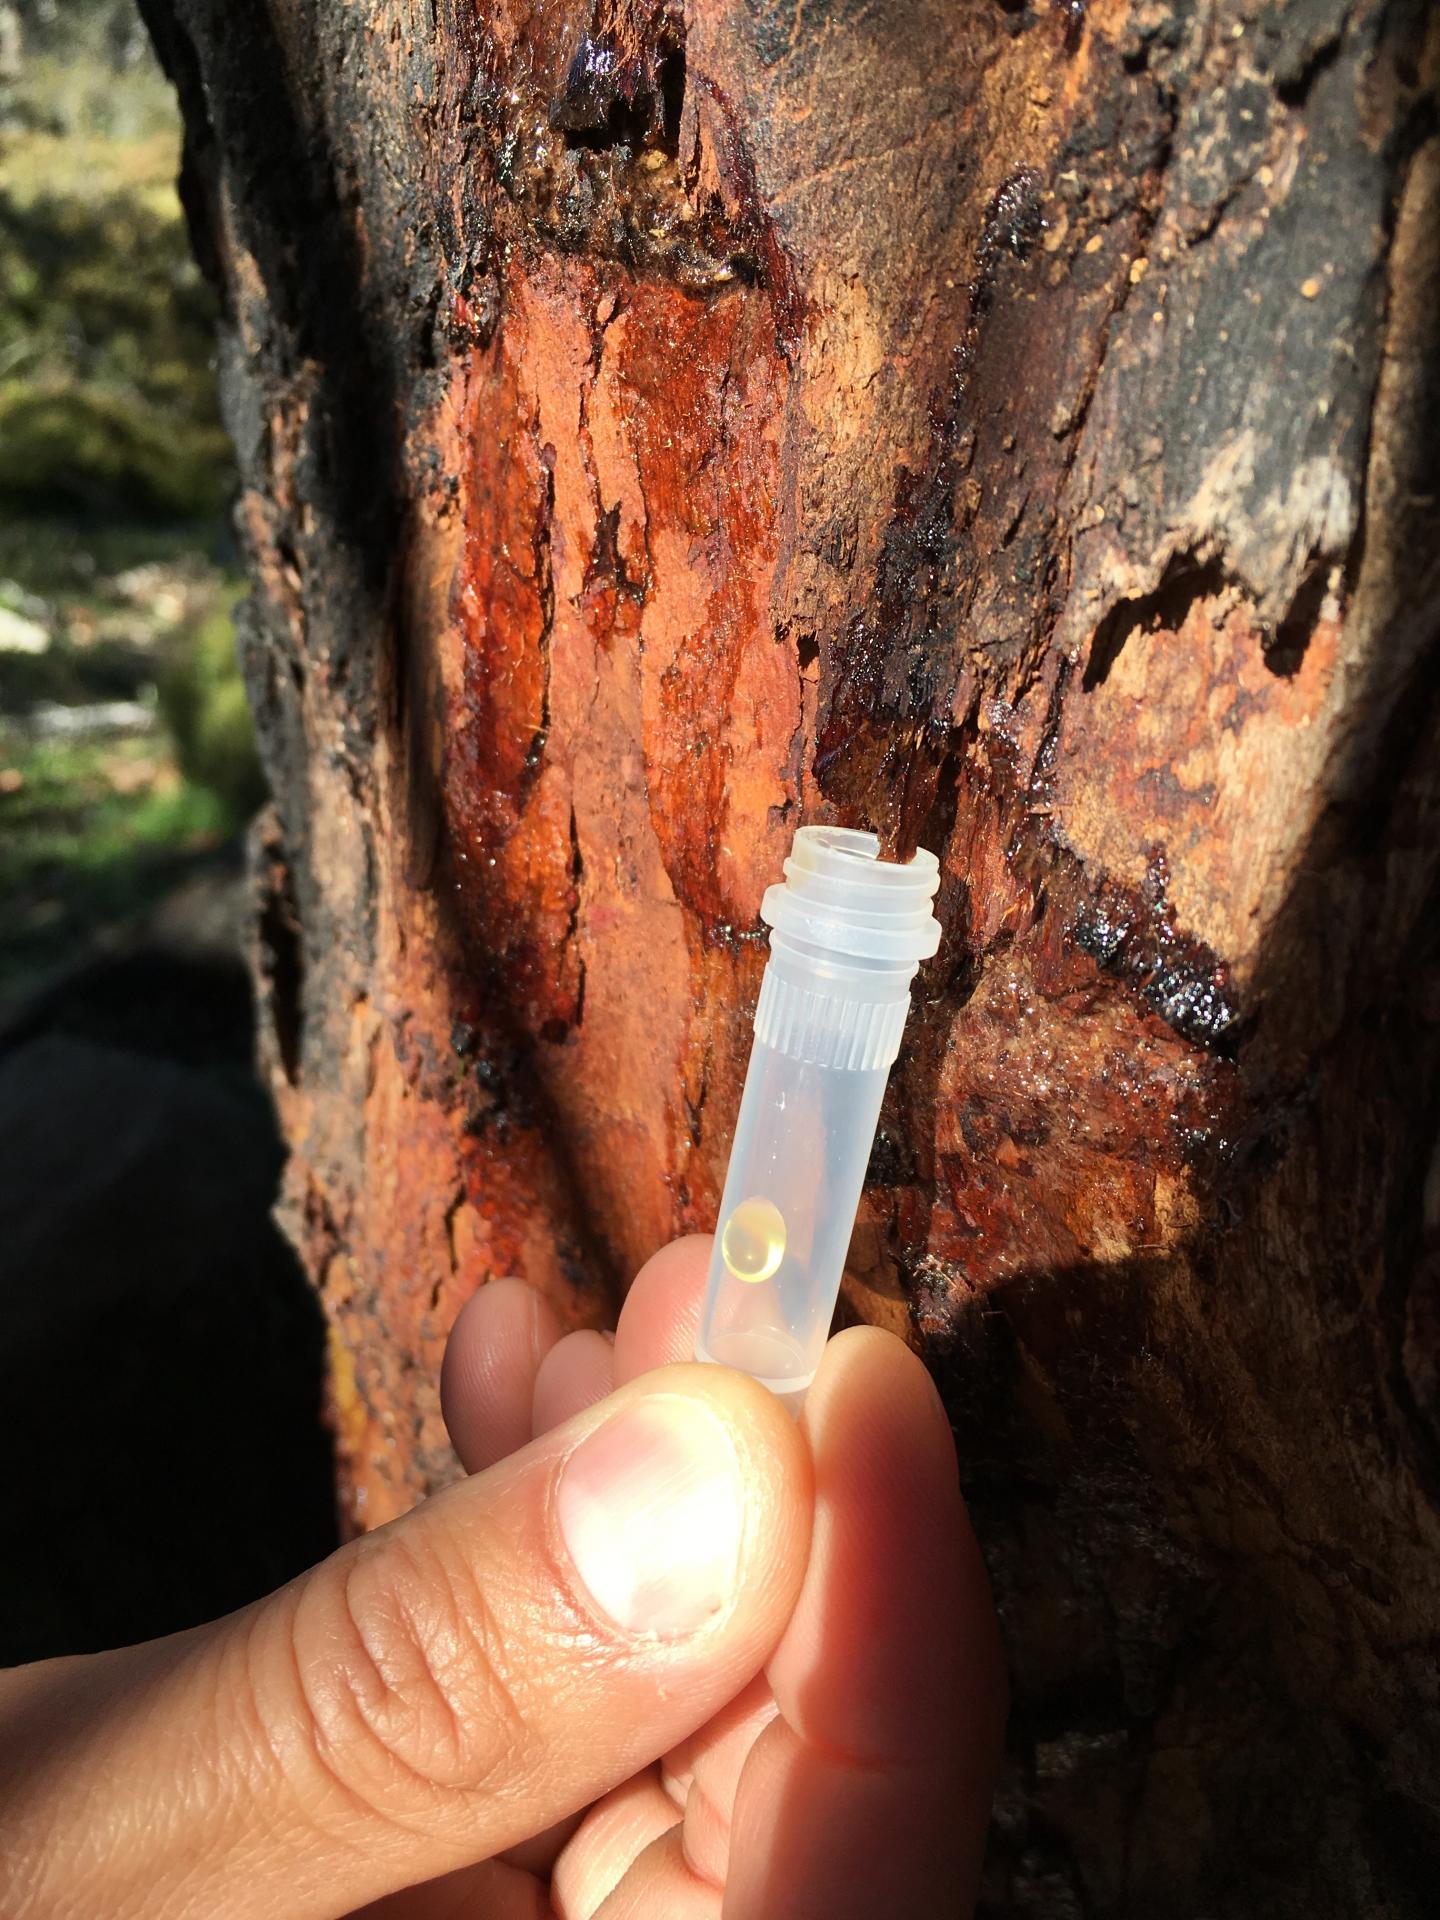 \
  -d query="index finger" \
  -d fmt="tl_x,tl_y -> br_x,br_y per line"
611,1236 -> 711,1382
723,1327 -> 1007,1917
